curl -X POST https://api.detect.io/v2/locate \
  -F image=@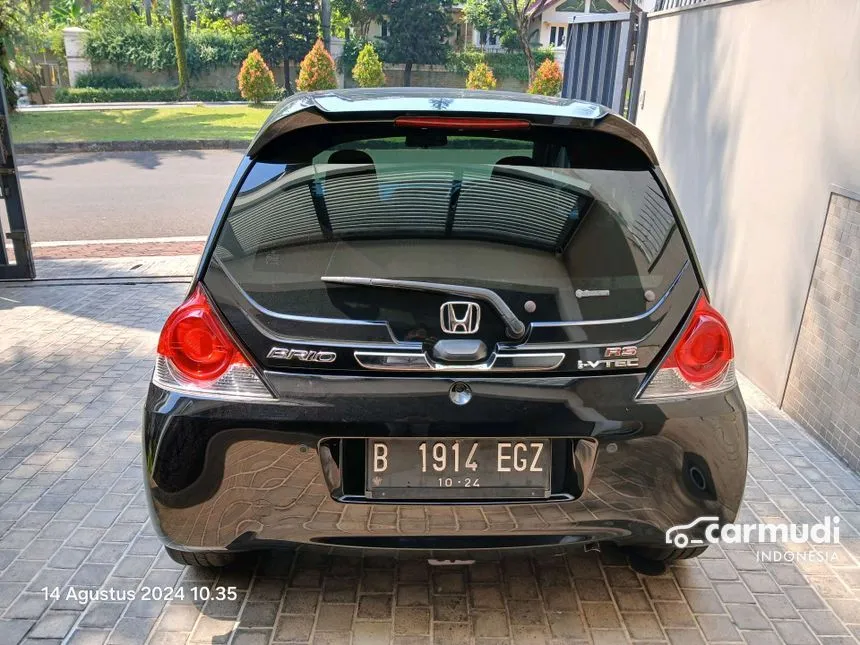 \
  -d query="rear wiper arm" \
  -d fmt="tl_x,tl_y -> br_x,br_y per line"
321,276 -> 527,340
